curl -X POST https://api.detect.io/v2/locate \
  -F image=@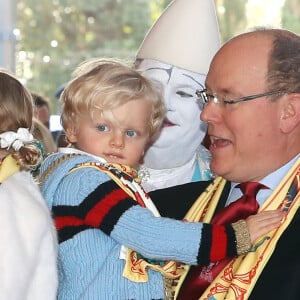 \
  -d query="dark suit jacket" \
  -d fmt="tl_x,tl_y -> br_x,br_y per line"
150,181 -> 300,299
